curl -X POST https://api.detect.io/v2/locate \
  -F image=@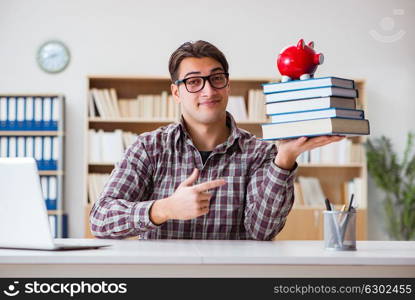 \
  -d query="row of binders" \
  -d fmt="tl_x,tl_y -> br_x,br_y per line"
0,96 -> 62,131
260,77 -> 370,140
40,176 -> 59,210
48,214 -> 67,238
294,176 -> 364,208
297,138 -> 363,164
88,173 -> 110,204
88,129 -> 137,164
0,136 -> 59,170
